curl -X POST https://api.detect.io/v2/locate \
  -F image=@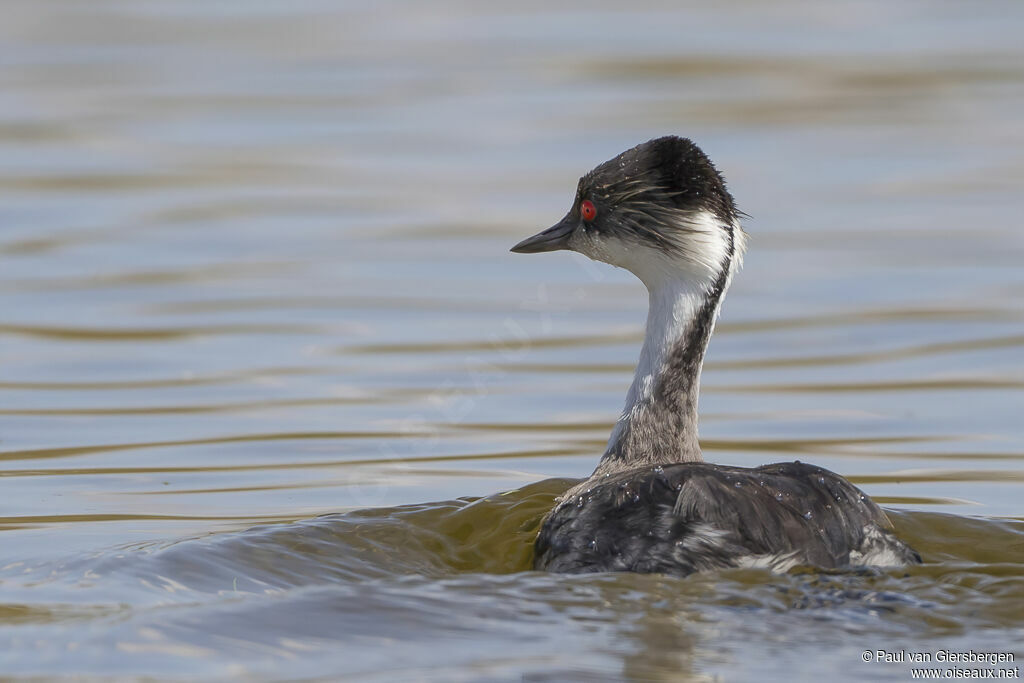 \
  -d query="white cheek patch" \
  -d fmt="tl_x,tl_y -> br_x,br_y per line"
567,228 -> 620,268
673,210 -> 733,281
569,210 -> 735,291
